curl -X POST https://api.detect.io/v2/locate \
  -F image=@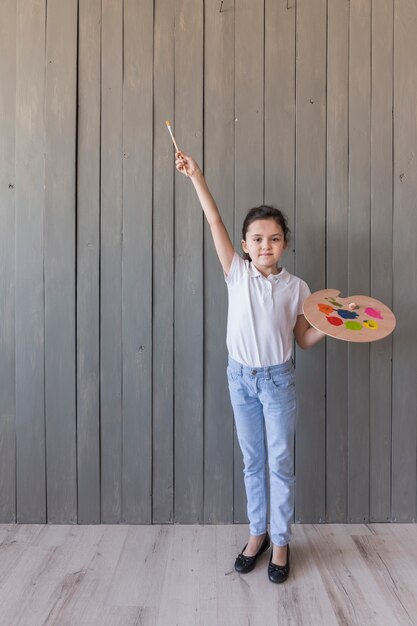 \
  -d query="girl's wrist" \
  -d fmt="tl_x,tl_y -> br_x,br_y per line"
190,167 -> 204,182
